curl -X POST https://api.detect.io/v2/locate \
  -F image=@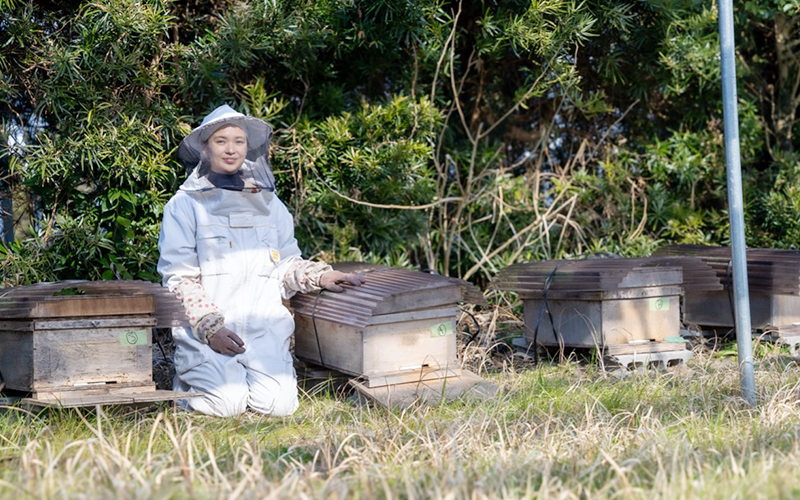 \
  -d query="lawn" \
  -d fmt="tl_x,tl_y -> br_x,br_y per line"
3,341 -> 800,499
